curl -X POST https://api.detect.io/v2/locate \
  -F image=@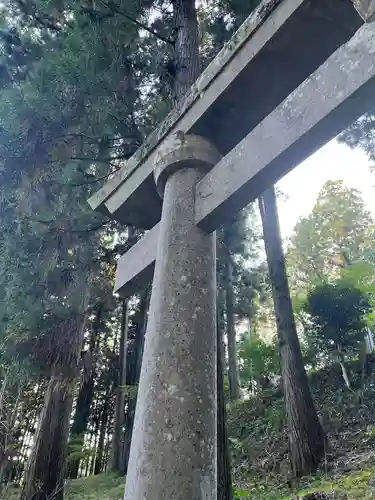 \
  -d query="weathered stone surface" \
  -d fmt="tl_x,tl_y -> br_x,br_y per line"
114,223 -> 159,297
89,0 -> 362,228
195,22 -> 375,232
154,133 -> 222,197
123,135 -> 219,500
353,0 -> 375,21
